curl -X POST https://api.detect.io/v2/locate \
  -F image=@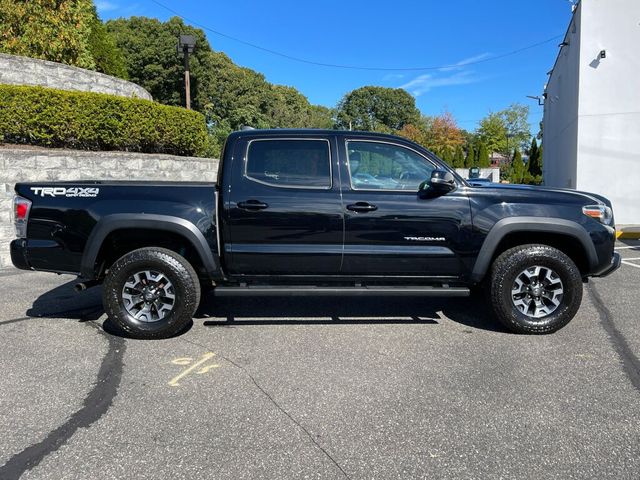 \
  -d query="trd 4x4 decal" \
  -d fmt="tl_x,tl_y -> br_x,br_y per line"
30,187 -> 100,198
